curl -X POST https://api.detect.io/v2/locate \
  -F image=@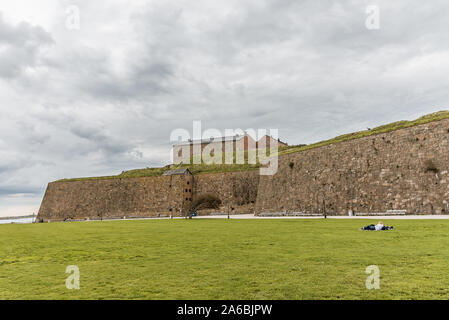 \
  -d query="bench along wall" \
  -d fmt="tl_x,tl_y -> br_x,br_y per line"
255,118 -> 449,215
37,175 -> 190,222
193,171 -> 260,214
